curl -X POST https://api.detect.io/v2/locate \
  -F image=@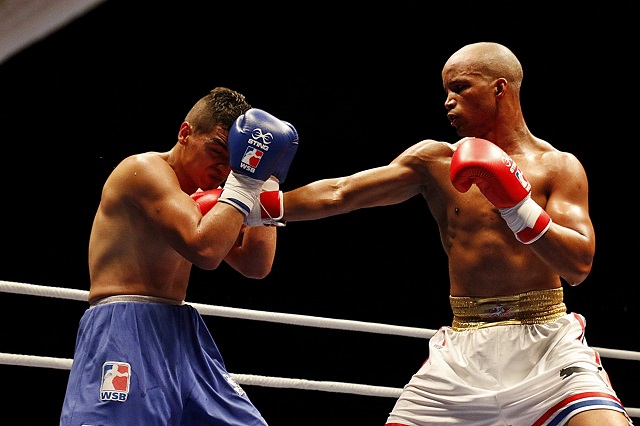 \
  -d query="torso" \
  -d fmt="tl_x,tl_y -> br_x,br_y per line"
88,153 -> 191,304
413,139 -> 563,297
